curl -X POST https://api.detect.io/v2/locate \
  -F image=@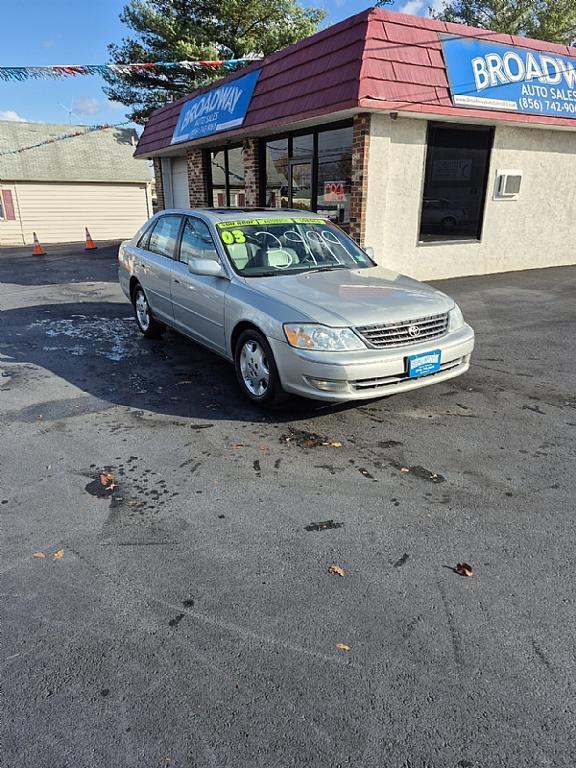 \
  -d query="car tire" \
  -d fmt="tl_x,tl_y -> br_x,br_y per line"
441,216 -> 457,231
234,329 -> 288,406
132,284 -> 165,339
